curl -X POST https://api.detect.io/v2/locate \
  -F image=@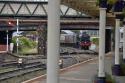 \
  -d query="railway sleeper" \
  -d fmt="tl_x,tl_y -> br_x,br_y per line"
0,67 -> 44,81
